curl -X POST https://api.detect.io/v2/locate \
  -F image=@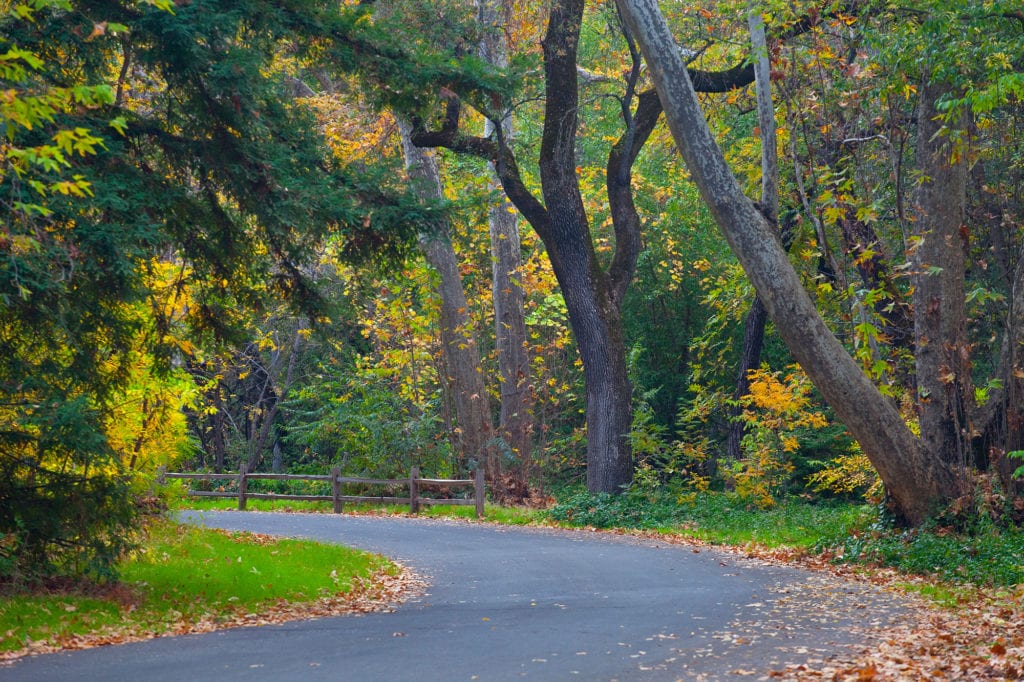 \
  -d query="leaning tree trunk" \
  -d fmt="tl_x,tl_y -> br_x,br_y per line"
399,120 -> 496,476
616,0 -> 965,526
